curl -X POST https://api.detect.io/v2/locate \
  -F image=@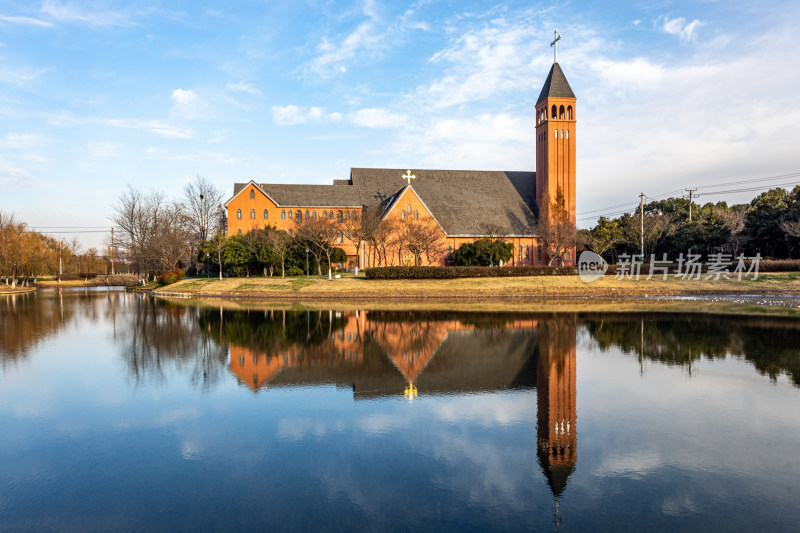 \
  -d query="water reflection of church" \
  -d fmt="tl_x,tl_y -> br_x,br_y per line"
225,310 -> 577,498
